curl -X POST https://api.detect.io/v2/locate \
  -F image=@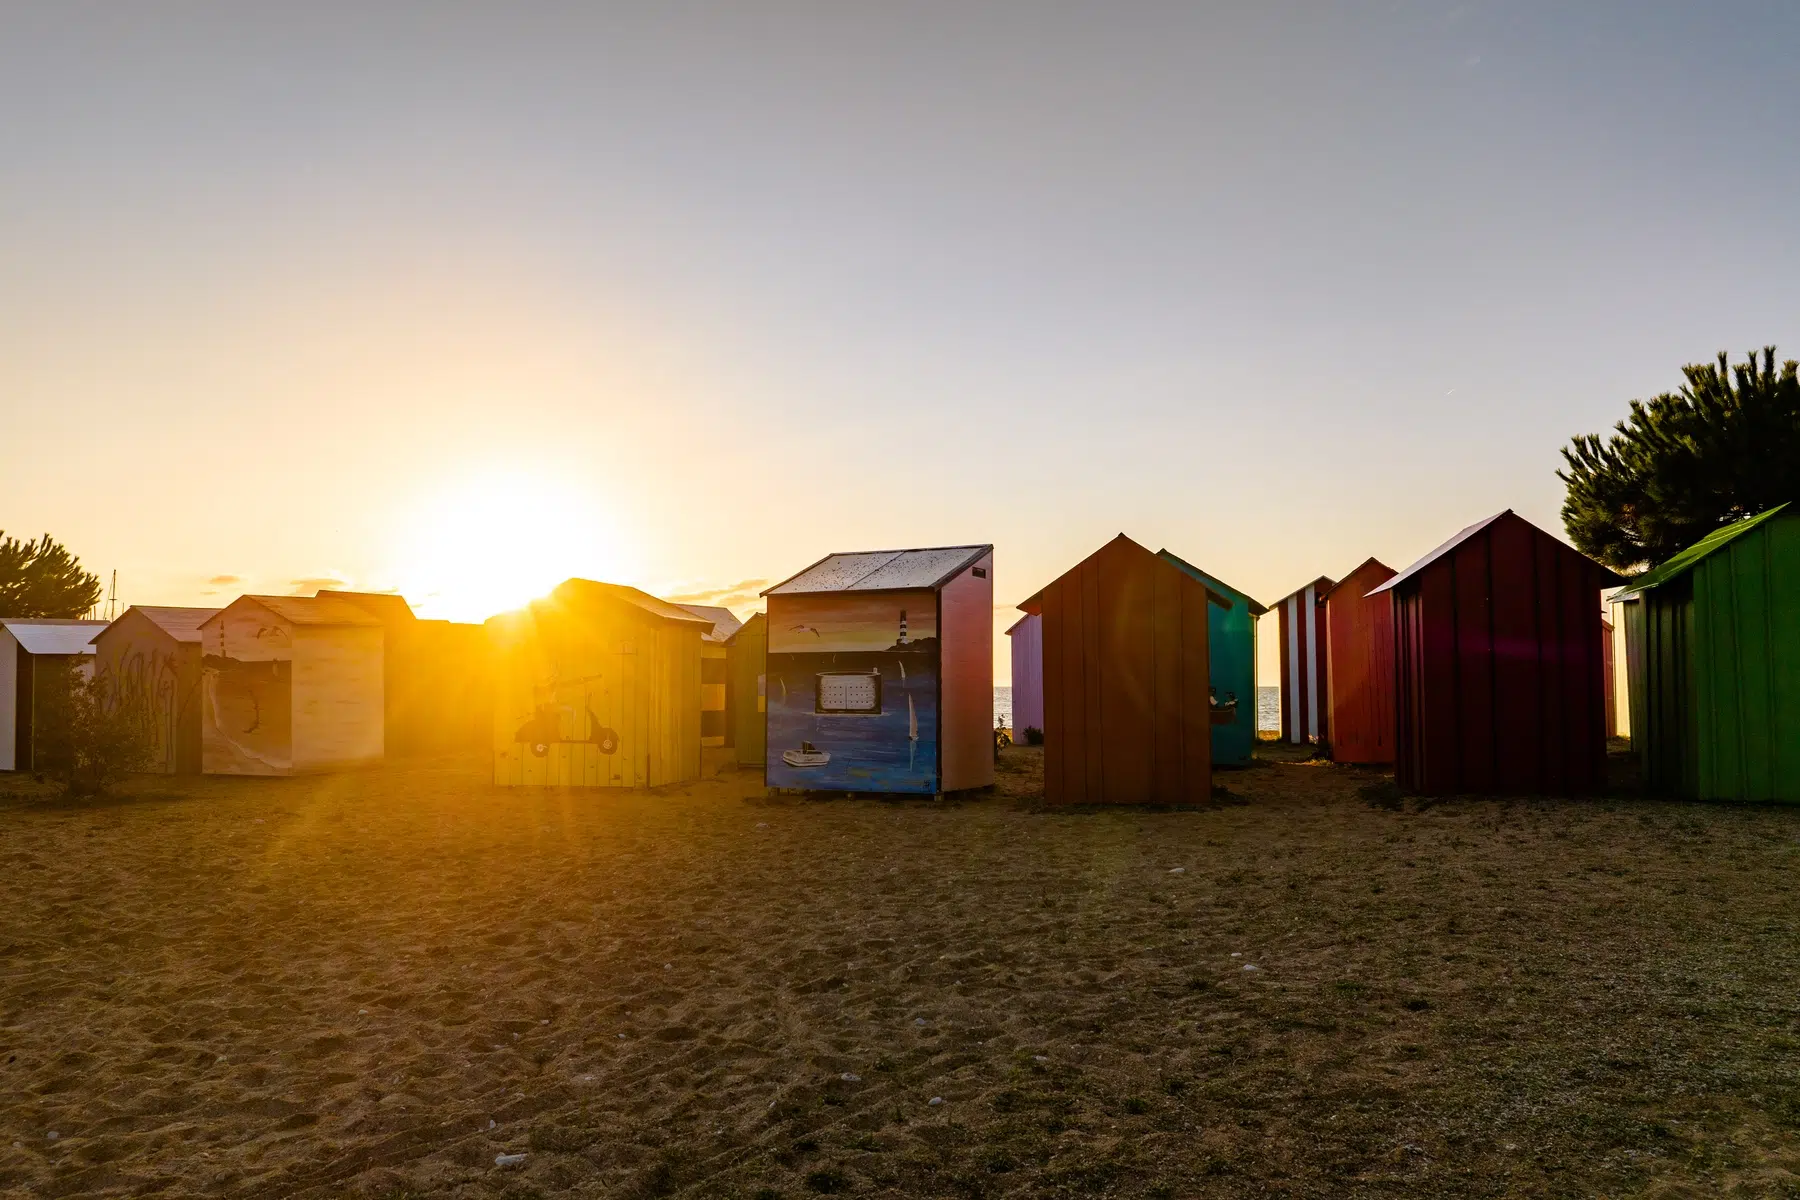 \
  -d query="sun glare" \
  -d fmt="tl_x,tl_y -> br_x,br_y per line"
393,470 -> 620,624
